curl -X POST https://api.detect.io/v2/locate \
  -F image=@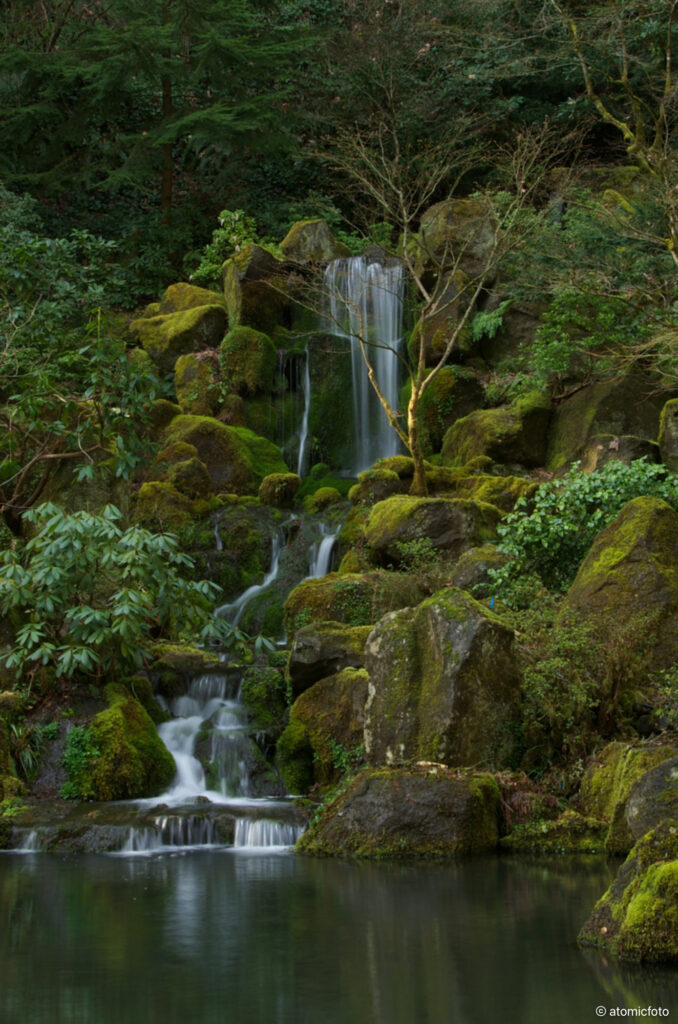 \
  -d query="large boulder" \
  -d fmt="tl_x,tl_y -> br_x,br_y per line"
283,571 -> 426,640
280,668 -> 369,789
364,588 -> 521,768
561,497 -> 678,672
579,742 -> 677,855
222,244 -> 291,333
658,397 -> 678,472
579,821 -> 678,963
159,282 -> 227,314
129,304 -> 228,374
297,766 -> 501,857
412,367 -> 485,453
288,621 -> 372,694
442,391 -> 552,468
546,372 -> 667,473
626,757 -> 678,843
417,198 -> 498,278
174,352 -> 218,415
219,326 -> 277,396
364,495 -> 502,567
162,414 -> 288,495
281,219 -> 350,261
